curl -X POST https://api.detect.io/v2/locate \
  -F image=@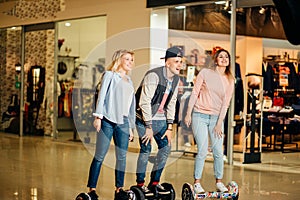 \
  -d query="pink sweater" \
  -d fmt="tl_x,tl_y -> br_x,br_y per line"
188,68 -> 234,122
